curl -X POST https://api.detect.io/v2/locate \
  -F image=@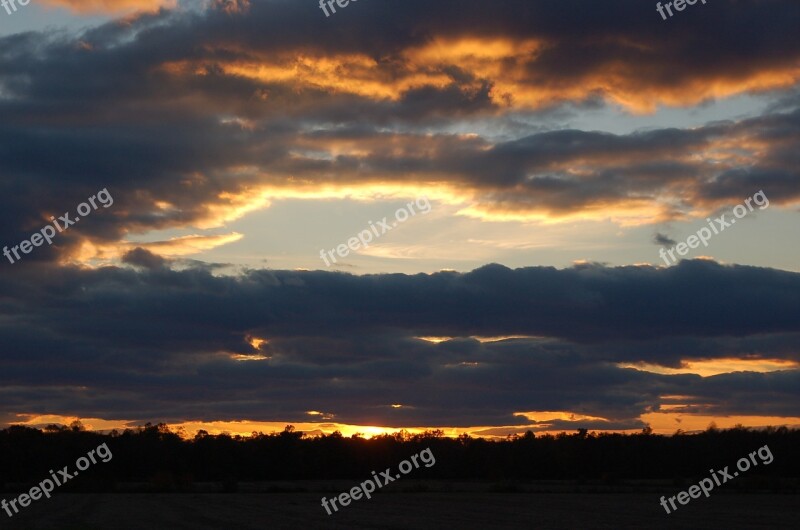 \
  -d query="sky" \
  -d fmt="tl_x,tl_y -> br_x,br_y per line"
1,0 -> 799,438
